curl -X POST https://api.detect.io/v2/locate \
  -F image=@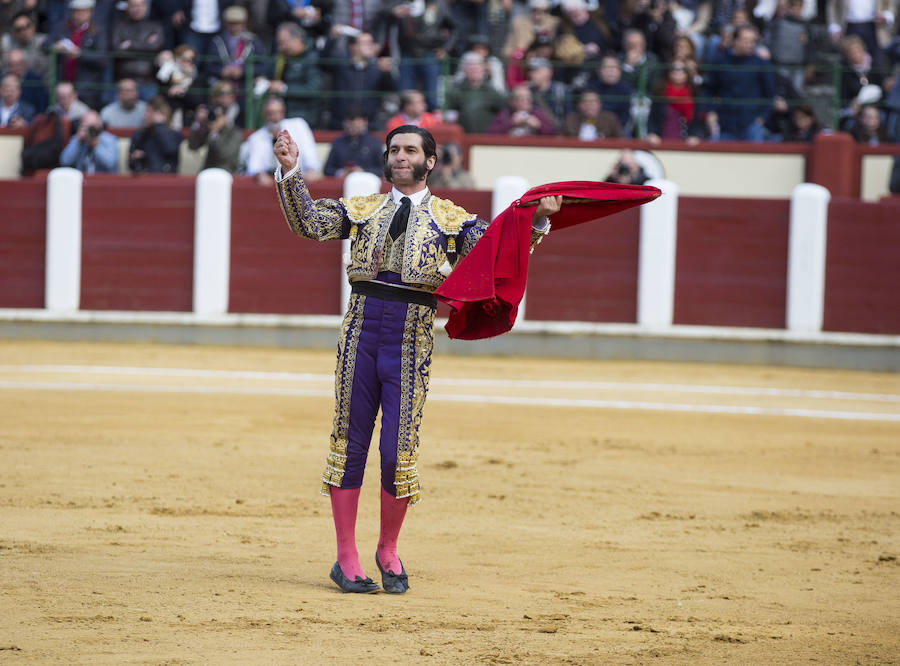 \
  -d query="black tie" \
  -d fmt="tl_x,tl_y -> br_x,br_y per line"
389,196 -> 412,241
